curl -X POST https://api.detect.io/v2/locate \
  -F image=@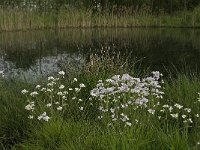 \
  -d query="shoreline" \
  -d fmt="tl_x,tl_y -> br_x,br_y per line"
1,25 -> 200,33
